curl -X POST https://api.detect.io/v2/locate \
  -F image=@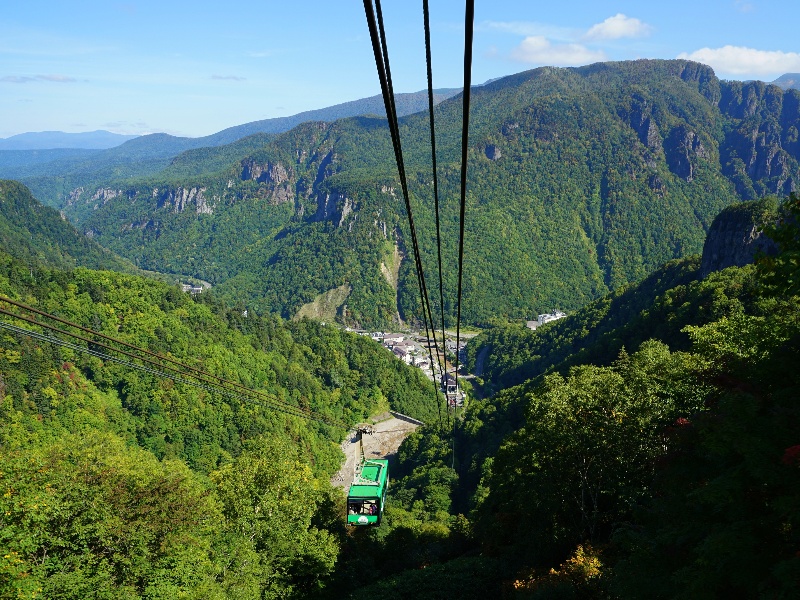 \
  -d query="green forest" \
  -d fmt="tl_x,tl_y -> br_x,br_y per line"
0,226 -> 437,597
2,58 -> 800,598
12,60 -> 800,329
3,177 -> 800,597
